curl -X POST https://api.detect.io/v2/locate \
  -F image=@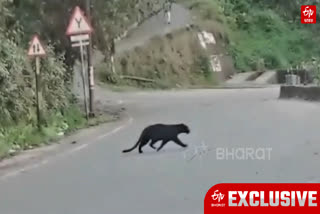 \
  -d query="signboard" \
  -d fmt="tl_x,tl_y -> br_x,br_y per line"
66,6 -> 93,36
27,35 -> 46,57
66,5 -> 95,119
66,6 -> 94,120
70,34 -> 90,47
